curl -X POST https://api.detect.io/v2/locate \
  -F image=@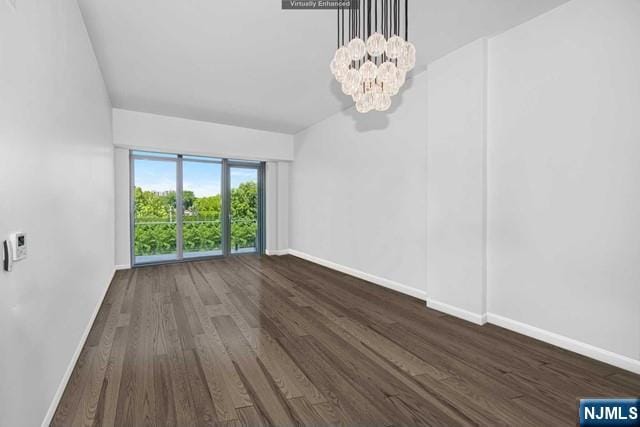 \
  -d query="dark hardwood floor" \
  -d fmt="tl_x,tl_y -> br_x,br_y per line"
52,254 -> 639,426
